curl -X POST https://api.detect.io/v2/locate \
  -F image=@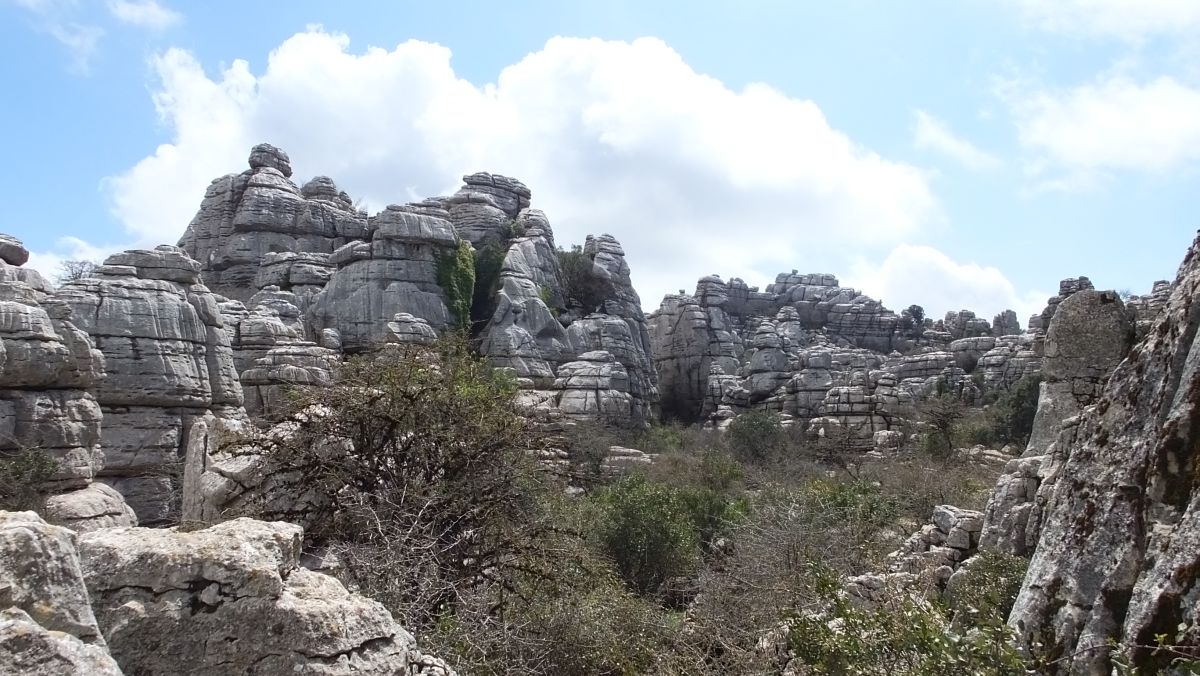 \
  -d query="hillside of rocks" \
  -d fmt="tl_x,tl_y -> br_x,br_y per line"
1,140 -> 1197,674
